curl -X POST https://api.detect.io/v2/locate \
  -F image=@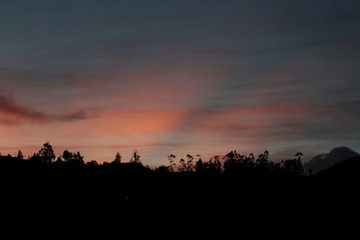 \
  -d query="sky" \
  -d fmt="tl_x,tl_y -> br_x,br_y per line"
1,0 -> 360,167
